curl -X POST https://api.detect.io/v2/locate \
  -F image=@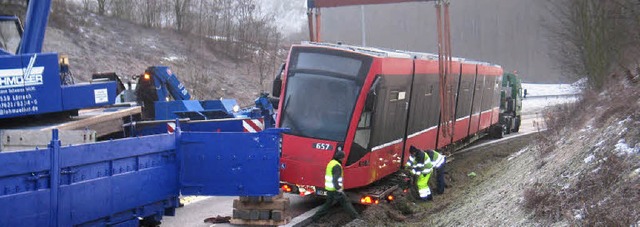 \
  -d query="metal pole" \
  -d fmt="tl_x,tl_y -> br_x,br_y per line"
49,129 -> 61,227
361,5 -> 366,46
307,9 -> 315,42
315,8 -> 322,42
